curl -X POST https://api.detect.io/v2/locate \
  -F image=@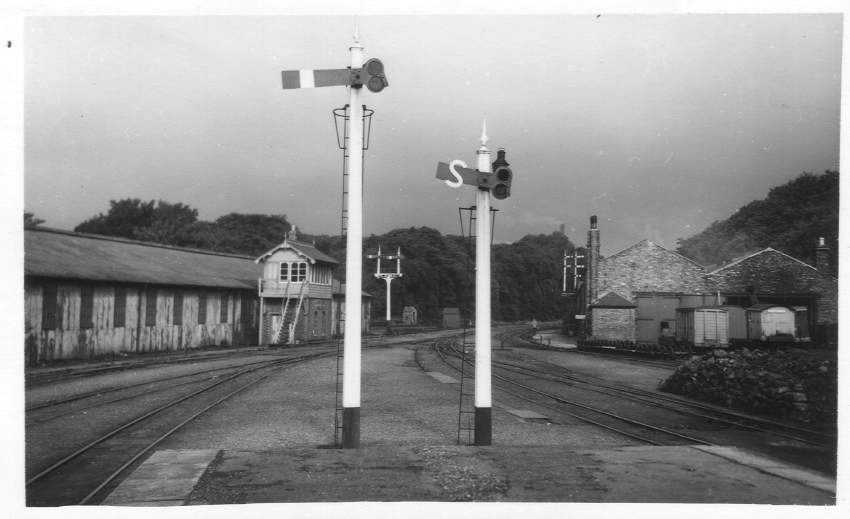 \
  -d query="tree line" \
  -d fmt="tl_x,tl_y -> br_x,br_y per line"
675,170 -> 838,274
24,169 -> 837,322
25,198 -> 577,323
